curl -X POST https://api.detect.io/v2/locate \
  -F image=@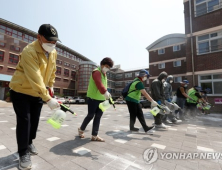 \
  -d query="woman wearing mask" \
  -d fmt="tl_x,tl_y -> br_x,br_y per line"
78,57 -> 113,142
125,69 -> 158,134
